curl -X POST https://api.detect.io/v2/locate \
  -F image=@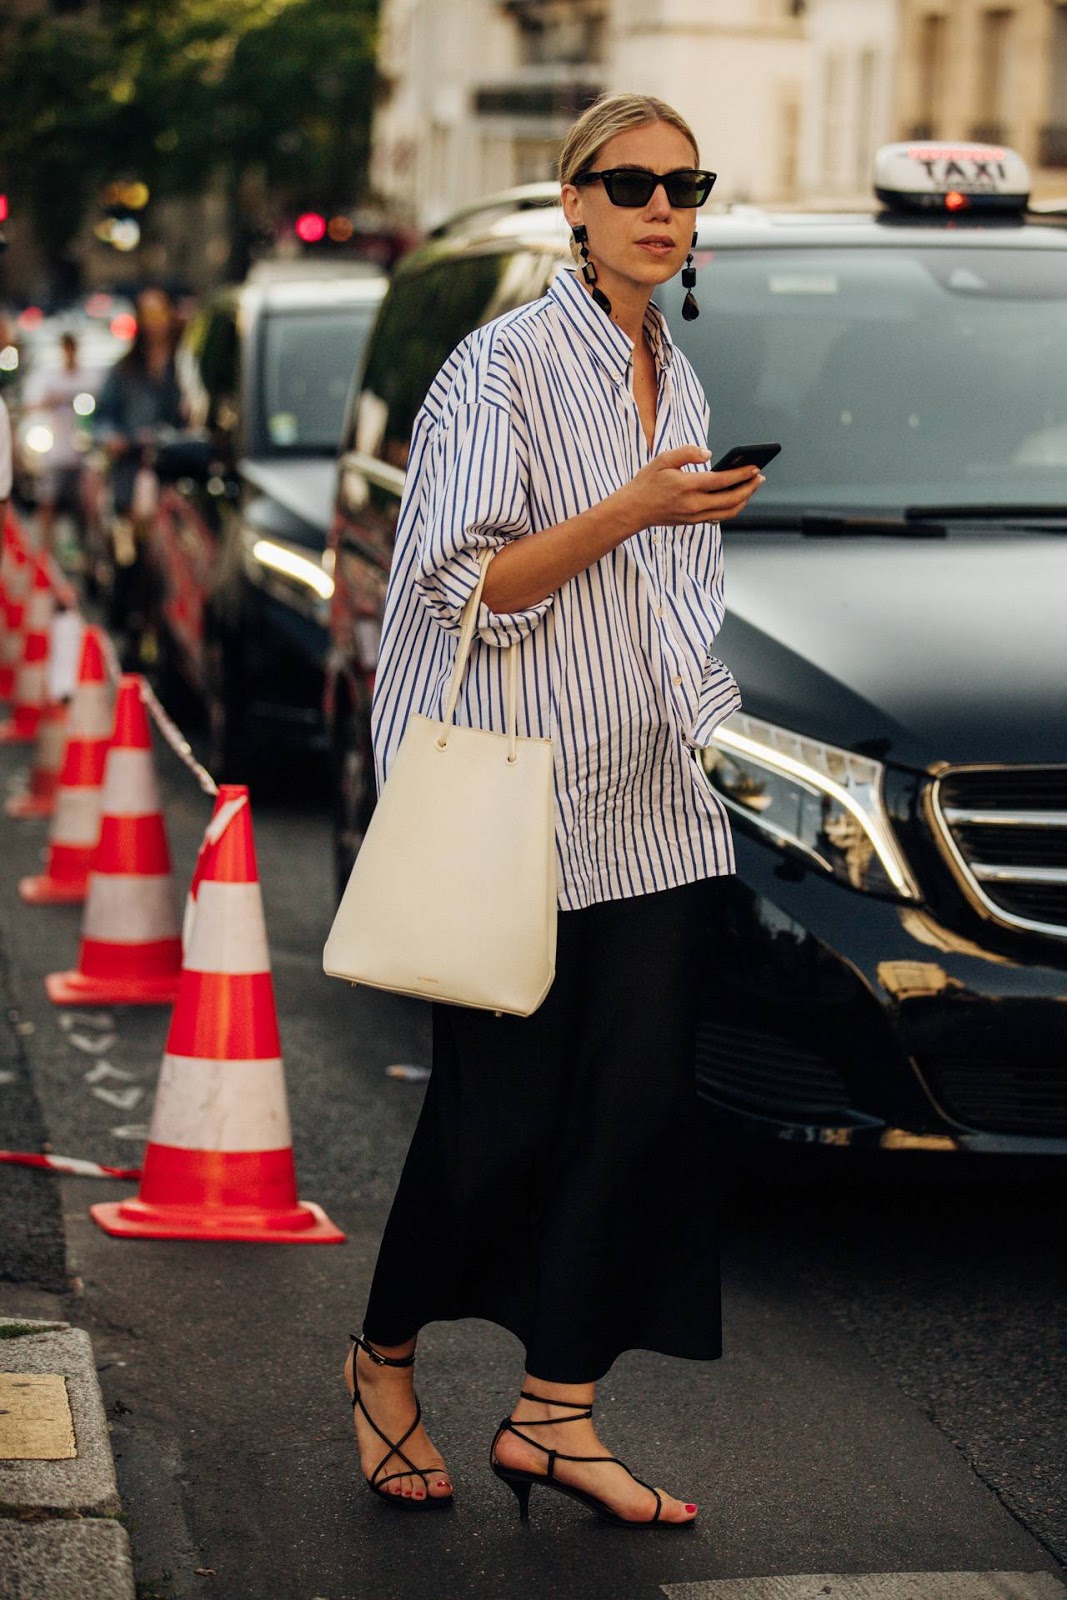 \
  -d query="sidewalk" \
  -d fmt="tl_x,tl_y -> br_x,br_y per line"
0,1293 -> 134,1600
